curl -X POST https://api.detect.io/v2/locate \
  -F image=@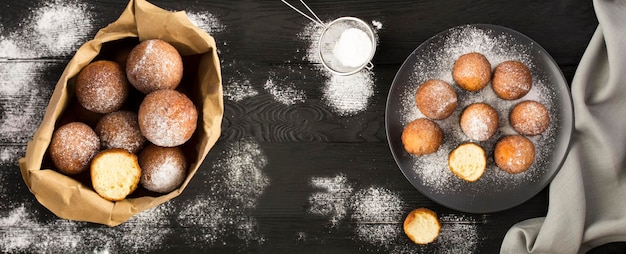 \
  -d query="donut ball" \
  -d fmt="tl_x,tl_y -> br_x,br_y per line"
95,110 -> 146,154
494,135 -> 535,174
452,52 -> 491,92
415,79 -> 458,120
401,118 -> 443,156
460,103 -> 499,141
492,60 -> 532,100
139,144 -> 188,193
126,39 -> 183,94
91,148 -> 141,201
76,60 -> 129,114
49,122 -> 100,175
403,208 -> 440,244
138,90 -> 198,147
510,100 -> 550,136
